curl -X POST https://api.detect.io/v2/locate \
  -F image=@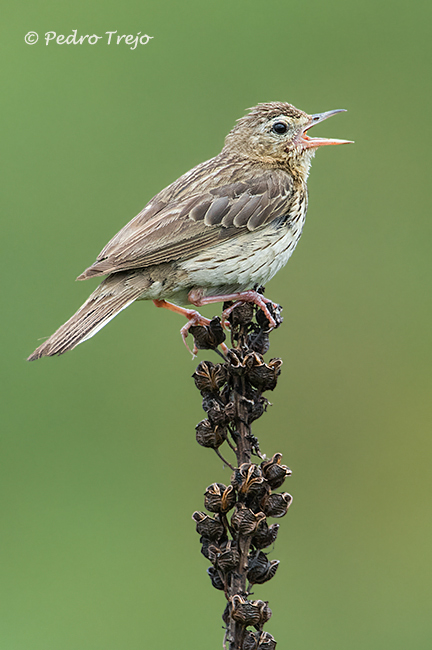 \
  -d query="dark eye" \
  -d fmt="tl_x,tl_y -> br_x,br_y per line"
272,122 -> 288,134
